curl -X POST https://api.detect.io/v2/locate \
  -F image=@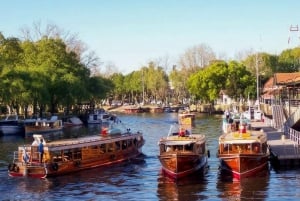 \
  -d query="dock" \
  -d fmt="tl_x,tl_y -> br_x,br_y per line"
251,121 -> 300,169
